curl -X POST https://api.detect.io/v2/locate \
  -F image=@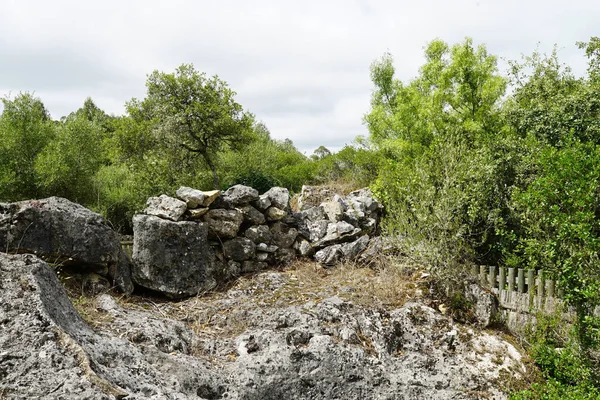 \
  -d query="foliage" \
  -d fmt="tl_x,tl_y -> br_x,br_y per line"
127,64 -> 255,189
0,93 -> 55,200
